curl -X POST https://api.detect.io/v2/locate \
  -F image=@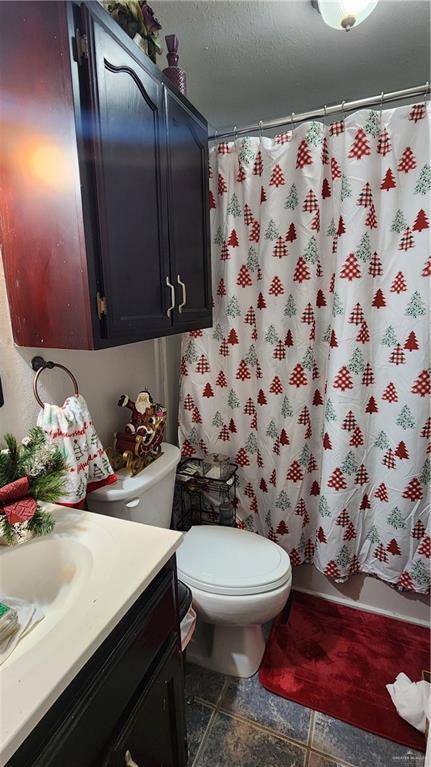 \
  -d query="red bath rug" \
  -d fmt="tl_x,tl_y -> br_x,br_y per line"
259,591 -> 429,752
